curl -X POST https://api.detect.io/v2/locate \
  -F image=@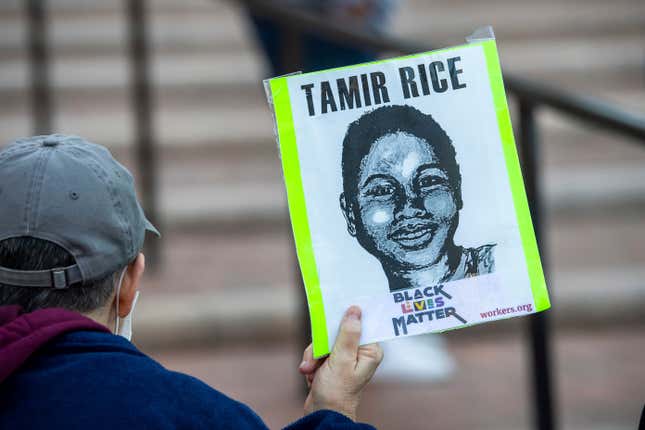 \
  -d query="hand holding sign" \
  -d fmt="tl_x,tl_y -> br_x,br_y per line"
299,306 -> 383,421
